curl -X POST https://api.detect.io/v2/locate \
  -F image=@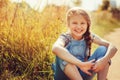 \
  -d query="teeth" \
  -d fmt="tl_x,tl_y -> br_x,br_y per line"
76,30 -> 82,33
